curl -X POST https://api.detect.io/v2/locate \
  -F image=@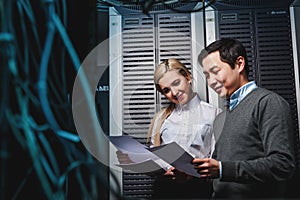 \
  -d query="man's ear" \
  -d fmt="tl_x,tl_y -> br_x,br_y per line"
236,56 -> 245,73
